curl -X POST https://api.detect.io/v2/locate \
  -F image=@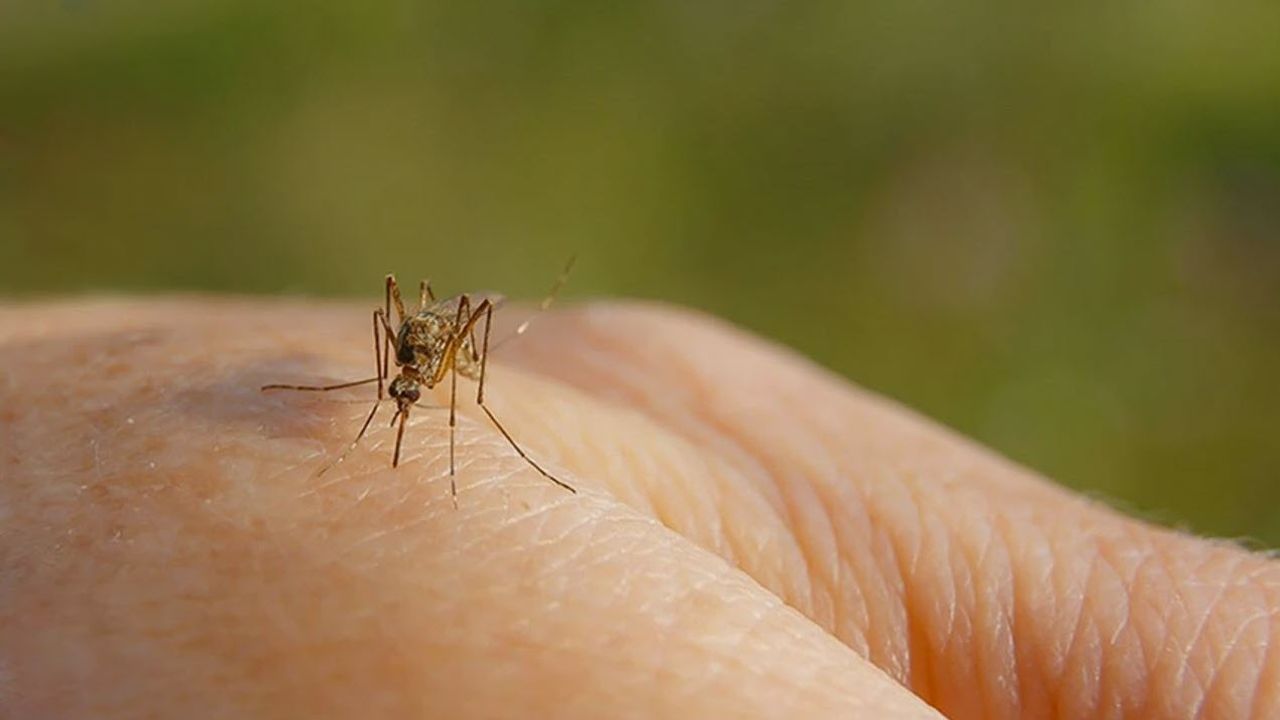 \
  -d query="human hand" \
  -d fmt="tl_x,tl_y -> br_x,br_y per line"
2,299 -> 1276,718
